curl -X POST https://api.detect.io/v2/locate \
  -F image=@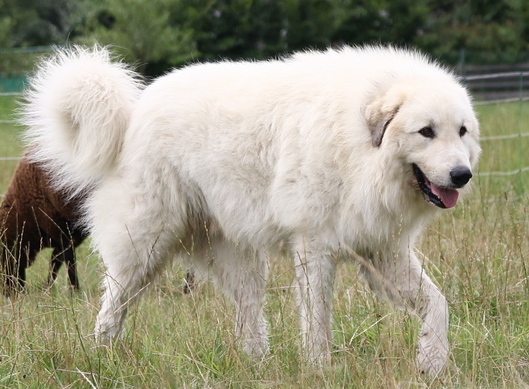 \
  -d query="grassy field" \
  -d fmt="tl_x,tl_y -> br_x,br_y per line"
1,93 -> 529,388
